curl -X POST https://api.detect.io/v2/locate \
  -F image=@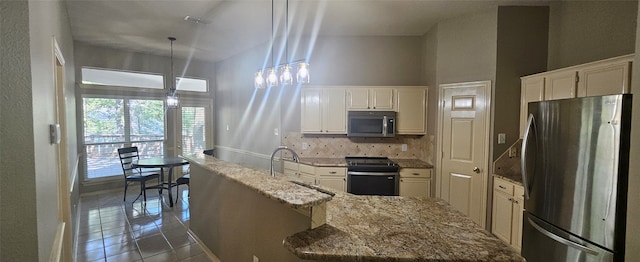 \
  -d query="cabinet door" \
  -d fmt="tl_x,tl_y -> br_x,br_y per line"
544,70 -> 577,100
323,88 -> 347,133
399,178 -> 430,197
301,88 -> 323,133
396,88 -> 427,134
317,177 -> 346,192
520,77 -> 545,138
371,88 -> 394,110
578,61 -> 631,97
491,190 -> 514,244
347,89 -> 370,109
511,186 -> 525,252
299,173 -> 316,185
